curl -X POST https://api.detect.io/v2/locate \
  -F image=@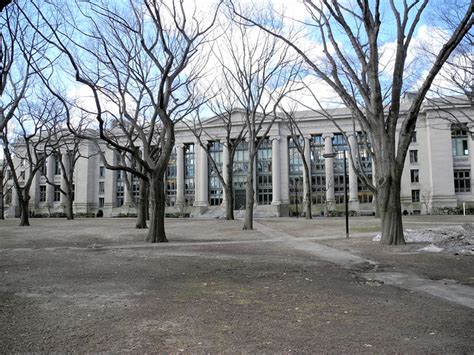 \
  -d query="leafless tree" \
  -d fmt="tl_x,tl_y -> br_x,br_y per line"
26,0 -> 221,242
2,96 -> 55,226
221,5 -> 301,230
233,0 -> 473,244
